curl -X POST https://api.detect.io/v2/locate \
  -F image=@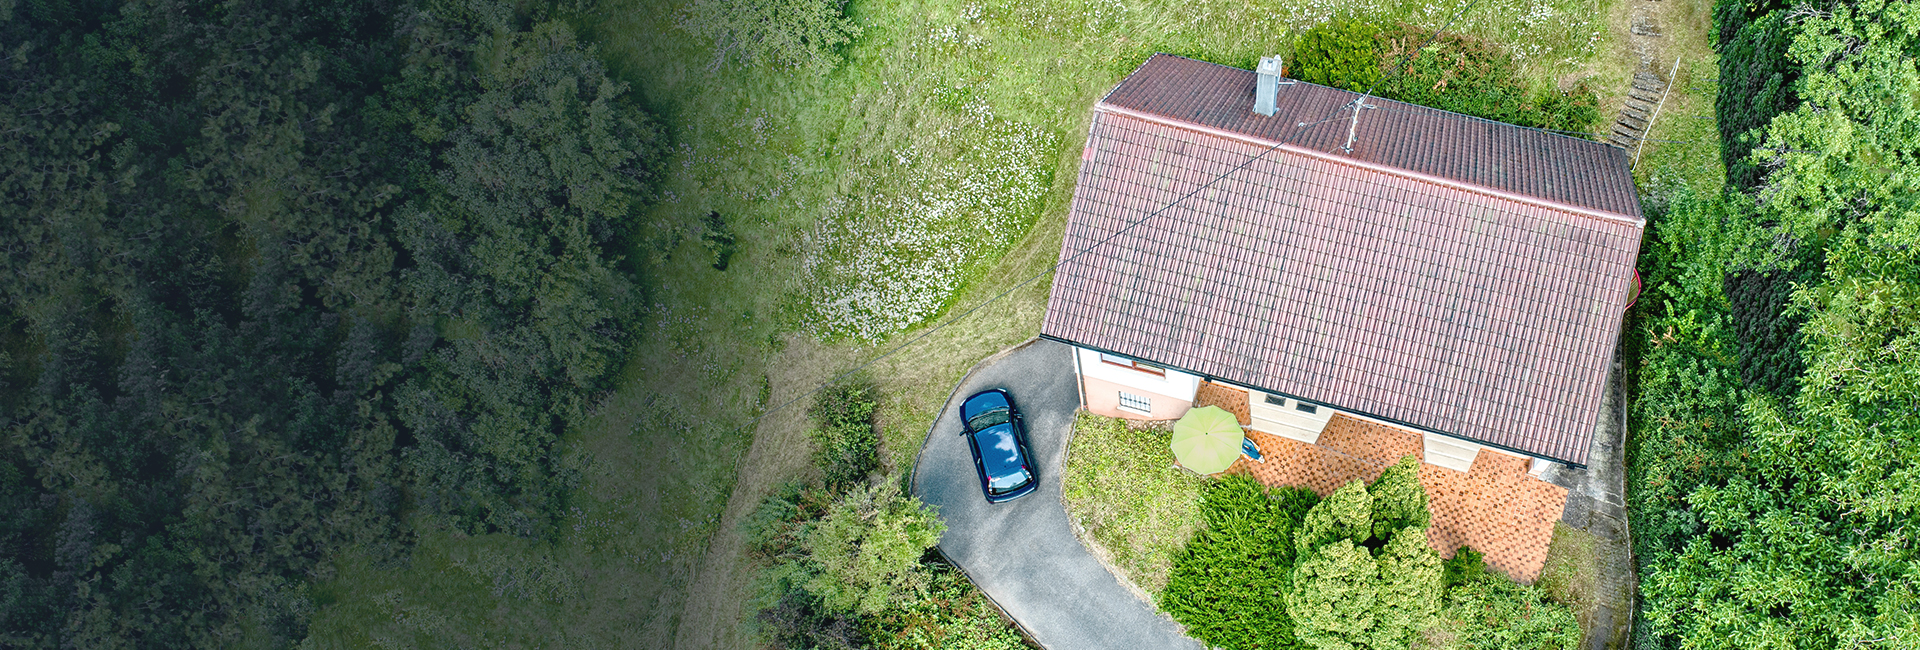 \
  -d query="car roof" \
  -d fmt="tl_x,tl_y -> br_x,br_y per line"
971,423 -> 1026,477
